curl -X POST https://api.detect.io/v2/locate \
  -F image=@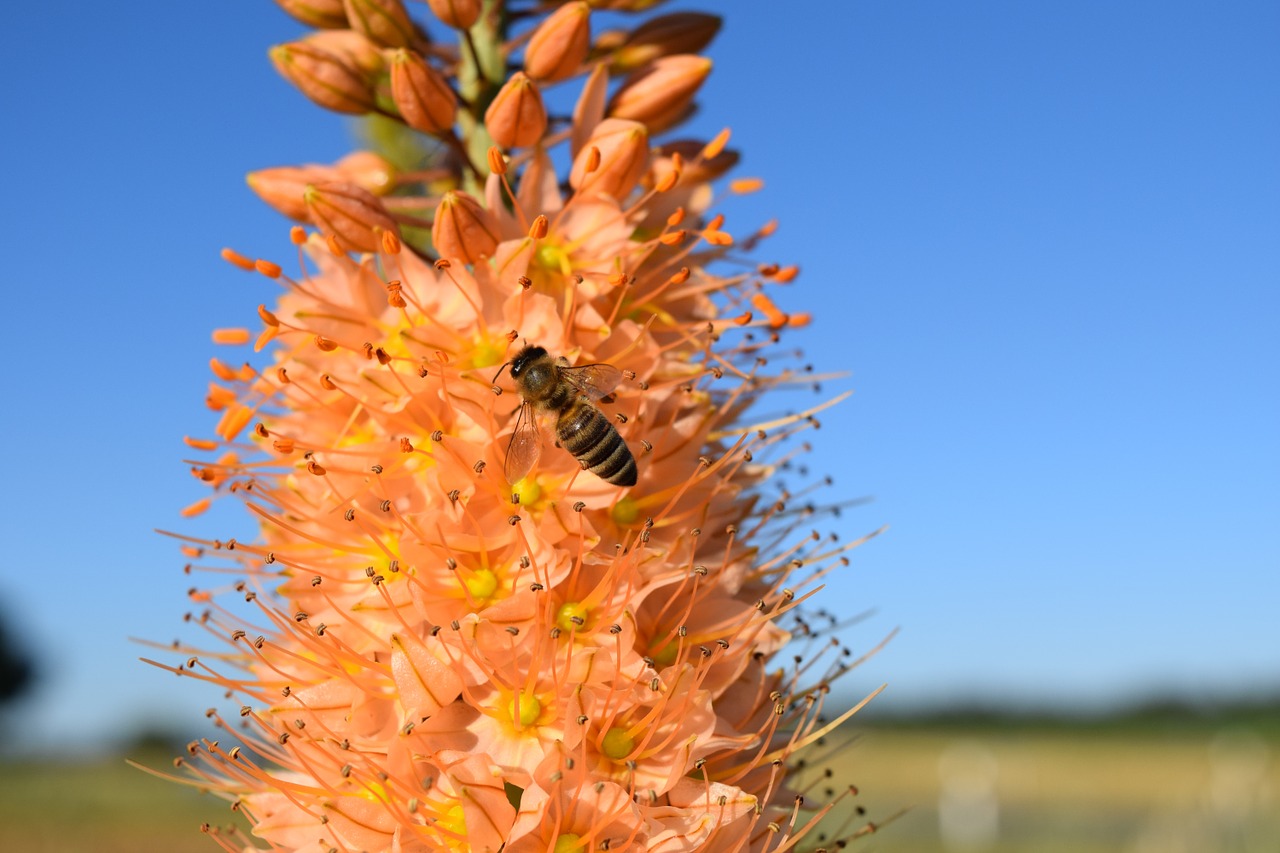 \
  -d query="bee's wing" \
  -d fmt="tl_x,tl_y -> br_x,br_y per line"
504,401 -> 542,483
560,362 -> 623,400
